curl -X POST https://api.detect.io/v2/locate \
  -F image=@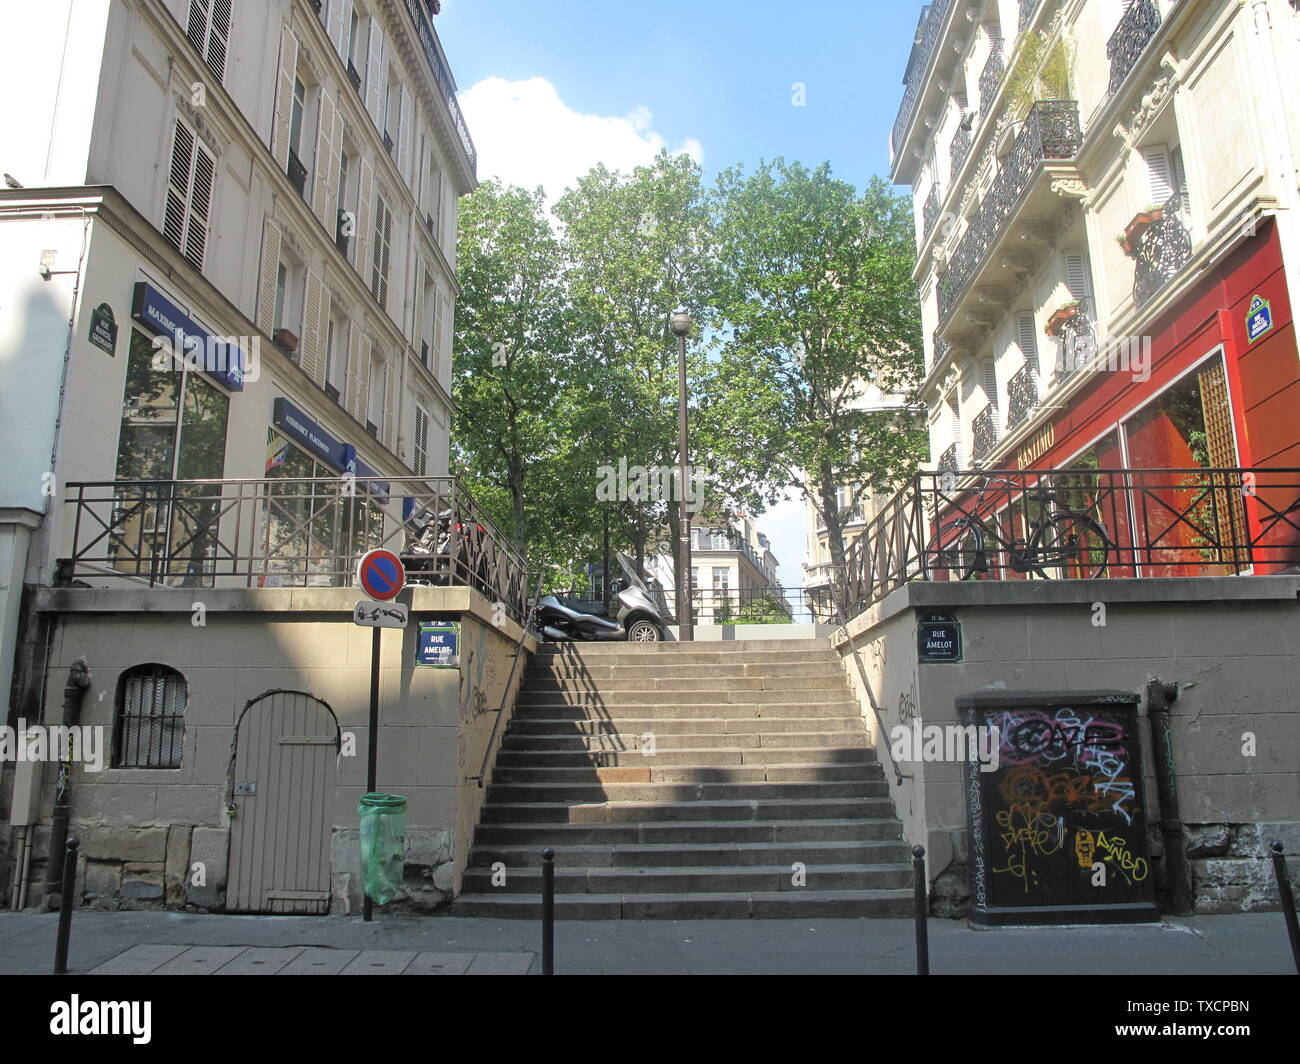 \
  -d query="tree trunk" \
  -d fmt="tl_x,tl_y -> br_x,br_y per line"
507,451 -> 526,548
817,460 -> 849,622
